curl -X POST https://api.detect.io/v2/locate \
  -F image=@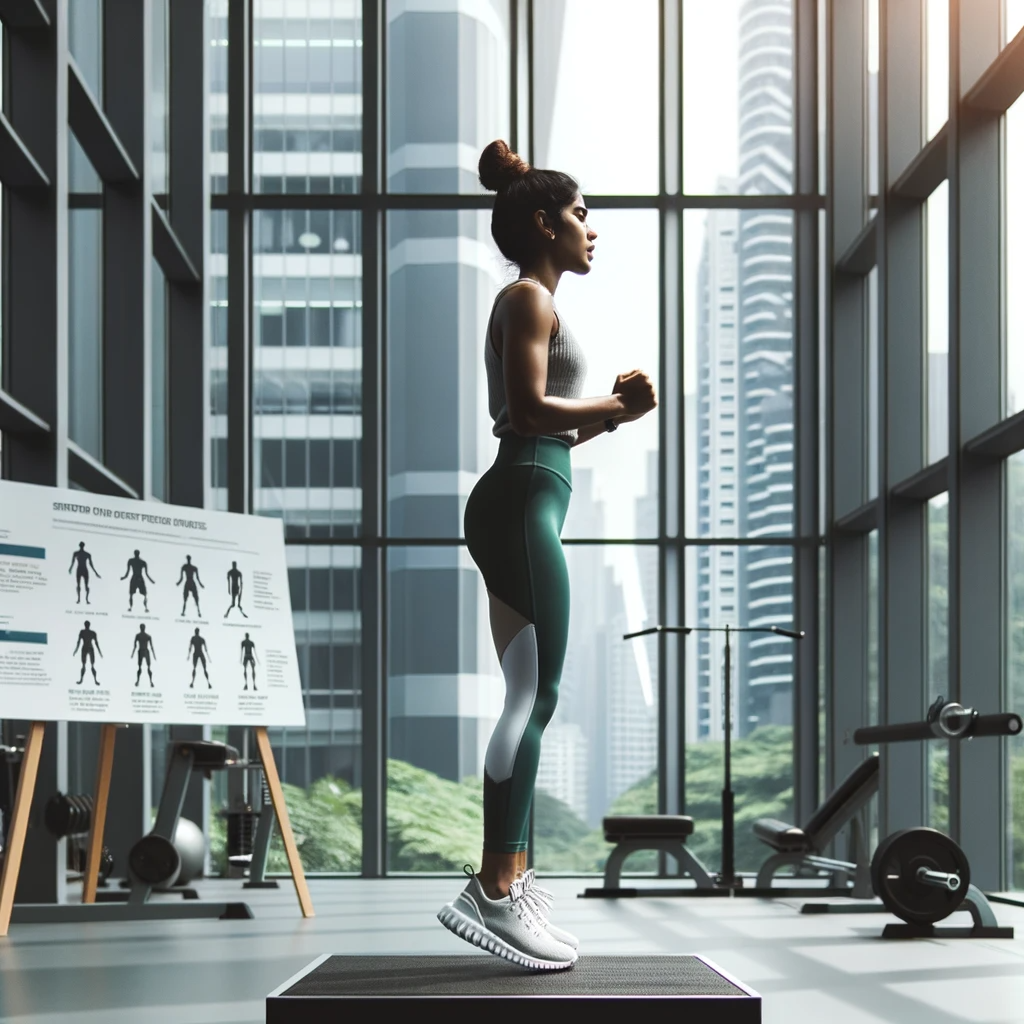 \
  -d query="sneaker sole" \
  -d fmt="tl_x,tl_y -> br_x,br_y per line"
436,903 -> 576,971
